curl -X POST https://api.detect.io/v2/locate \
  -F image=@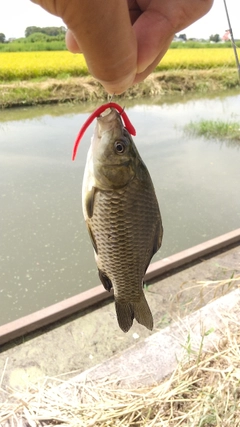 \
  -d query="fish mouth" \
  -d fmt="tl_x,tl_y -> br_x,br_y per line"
97,109 -> 122,137
99,108 -> 112,117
